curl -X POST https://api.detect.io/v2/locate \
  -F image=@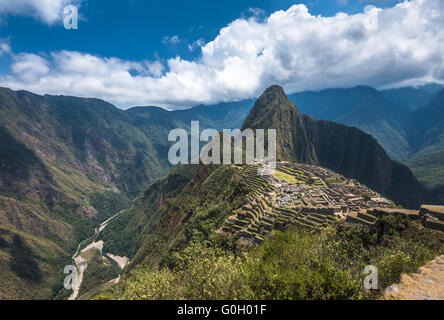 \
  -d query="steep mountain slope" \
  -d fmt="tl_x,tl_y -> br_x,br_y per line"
381,84 -> 442,112
0,87 -> 251,299
416,88 -> 444,150
0,89 -> 156,298
288,84 -> 444,204
242,86 -> 317,164
247,85 -> 426,208
103,164 -> 250,269
407,88 -> 444,193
